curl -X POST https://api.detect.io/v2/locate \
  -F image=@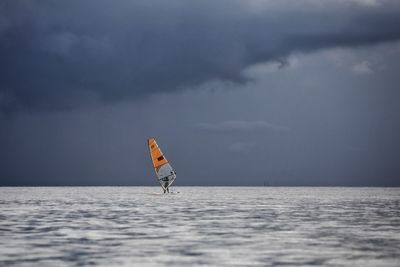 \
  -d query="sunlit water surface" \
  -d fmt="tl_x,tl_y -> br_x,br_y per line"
0,187 -> 399,266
